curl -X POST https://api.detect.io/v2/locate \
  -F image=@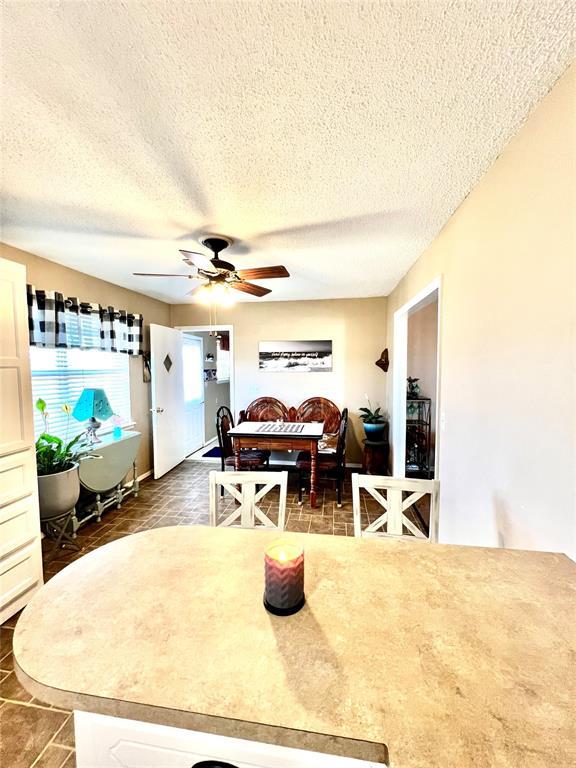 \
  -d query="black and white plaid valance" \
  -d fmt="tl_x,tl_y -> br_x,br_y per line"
27,285 -> 143,355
